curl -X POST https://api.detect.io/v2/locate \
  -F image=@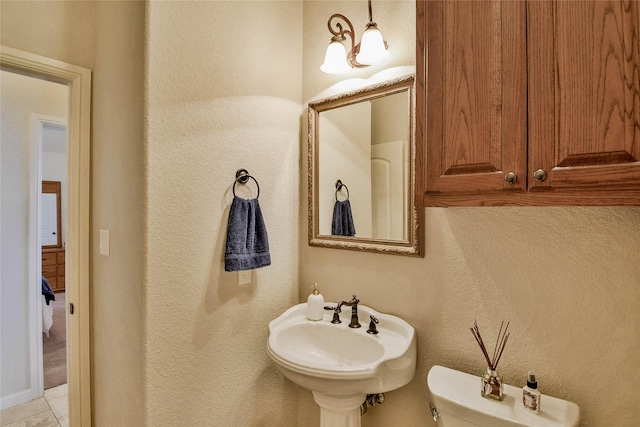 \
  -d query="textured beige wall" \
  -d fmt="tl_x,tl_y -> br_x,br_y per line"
0,0 -> 94,69
91,1 -> 145,425
144,1 -> 302,425
301,2 -> 640,427
6,1 -> 639,426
